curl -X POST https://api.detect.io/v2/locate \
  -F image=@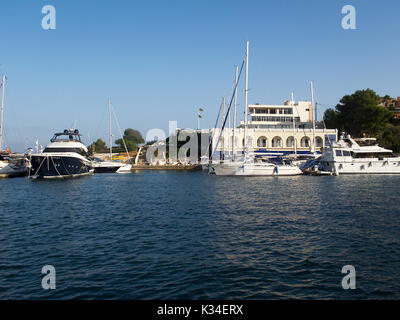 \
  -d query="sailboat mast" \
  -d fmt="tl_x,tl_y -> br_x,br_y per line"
0,75 -> 5,151
232,65 -> 238,161
291,92 -> 297,158
243,40 -> 249,157
221,96 -> 225,159
108,97 -> 112,160
310,81 -> 316,153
